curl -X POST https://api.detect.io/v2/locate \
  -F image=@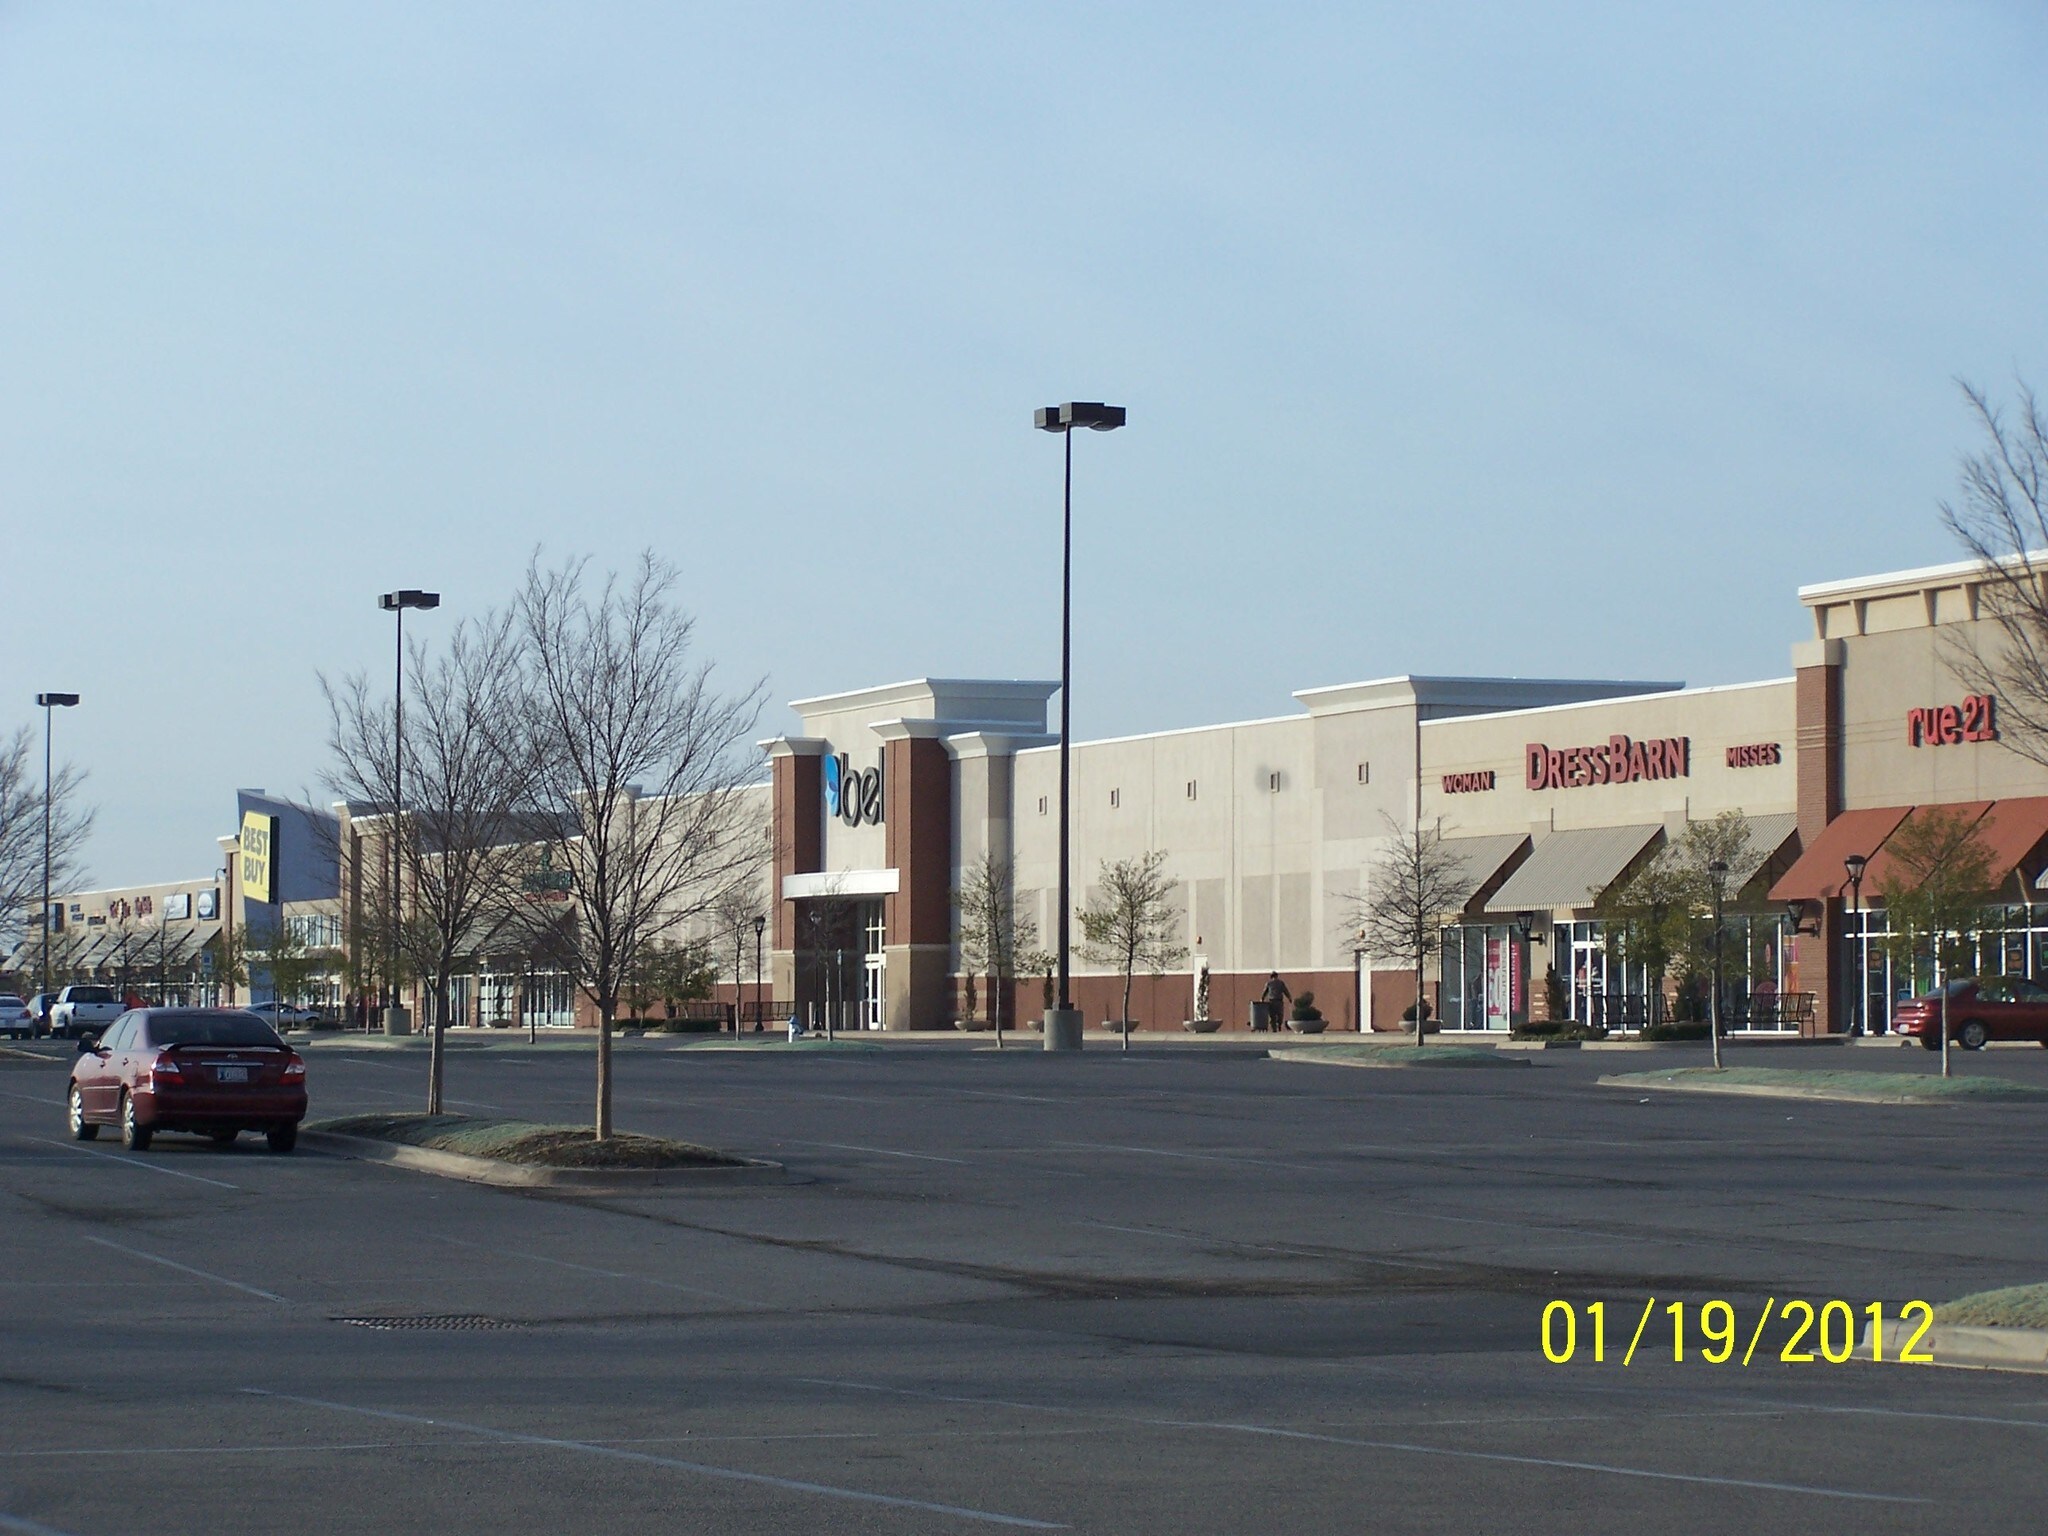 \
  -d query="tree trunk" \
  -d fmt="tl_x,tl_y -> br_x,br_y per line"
1414,961 -> 1425,1046
596,1004 -> 614,1139
427,970 -> 447,1115
1121,966 -> 1134,1050
1940,981 -> 1951,1079
990,969 -> 1002,1050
